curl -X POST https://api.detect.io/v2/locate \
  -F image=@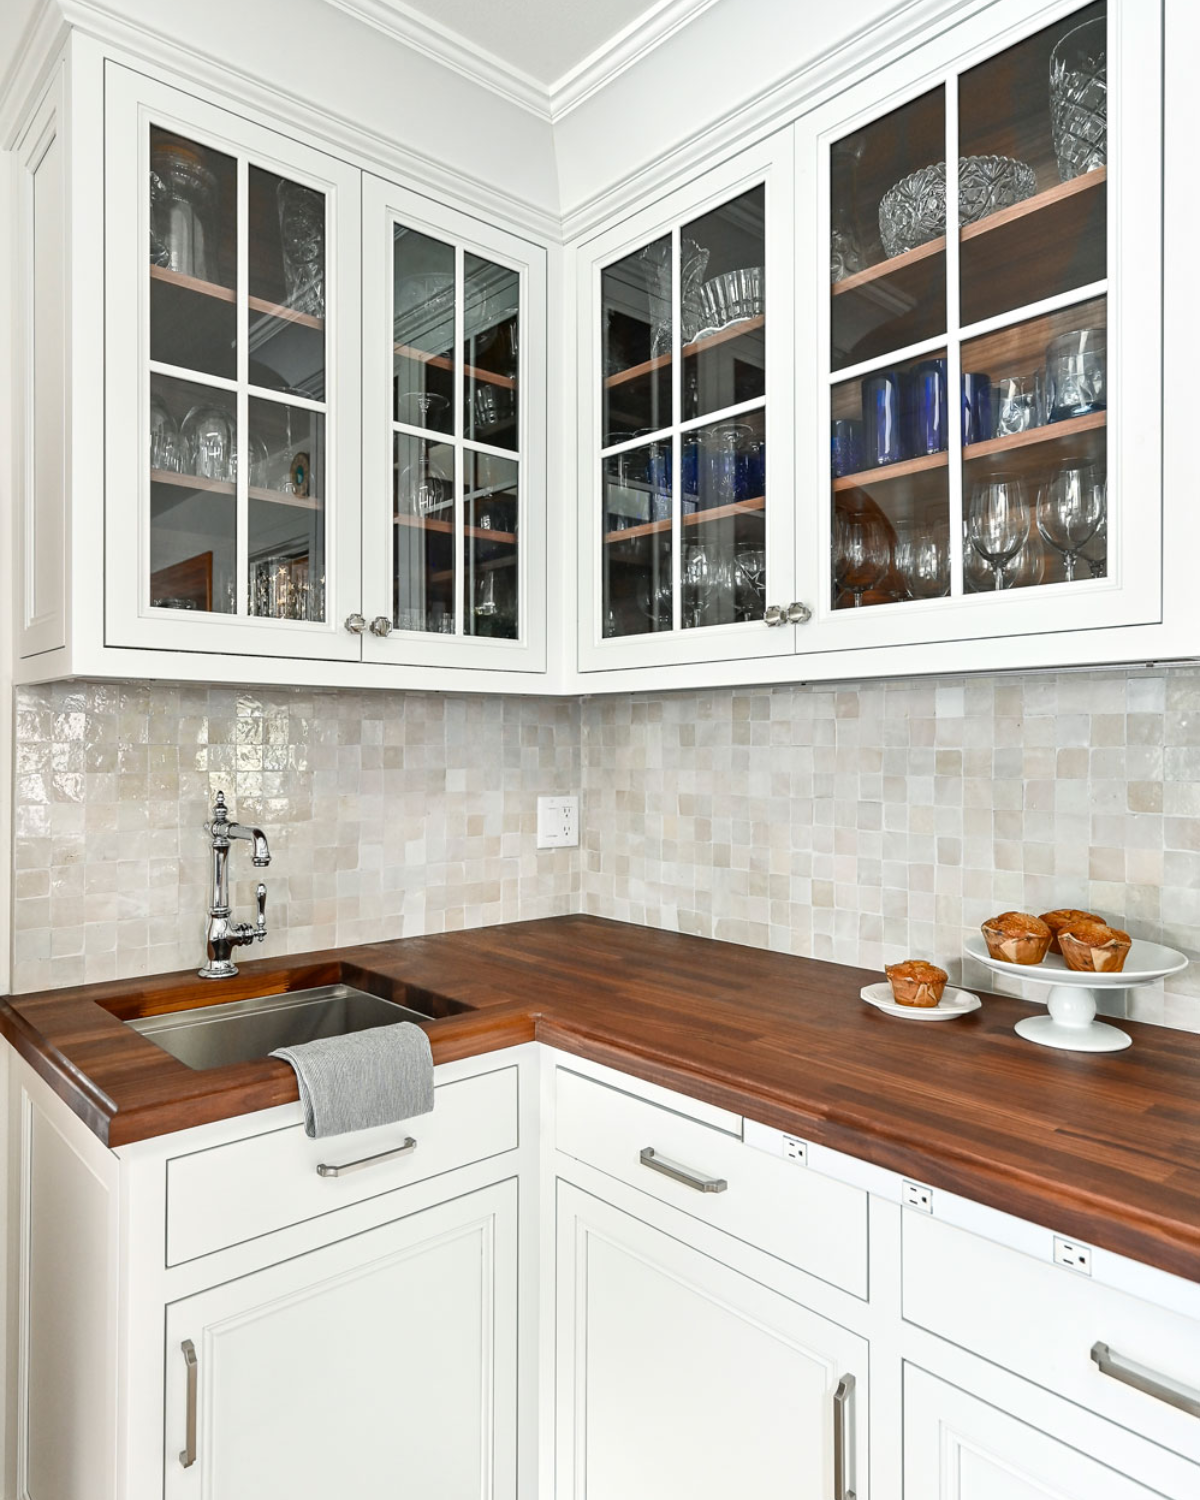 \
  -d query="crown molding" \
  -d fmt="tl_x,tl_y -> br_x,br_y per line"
0,0 -> 70,146
548,0 -> 718,119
